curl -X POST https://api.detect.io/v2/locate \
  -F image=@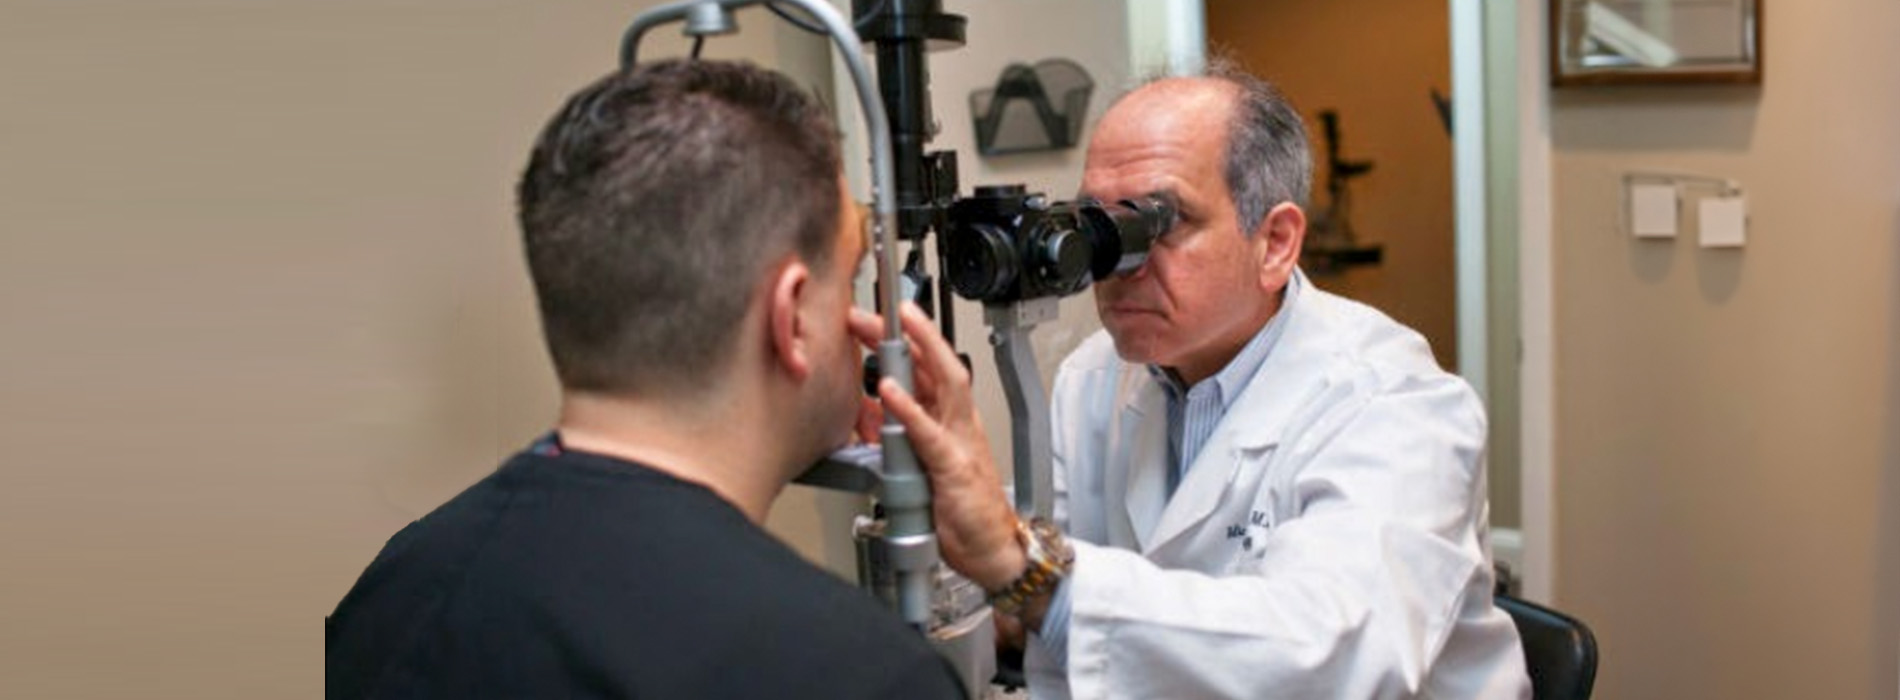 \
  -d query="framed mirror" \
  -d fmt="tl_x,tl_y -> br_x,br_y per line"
1551,0 -> 1762,86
